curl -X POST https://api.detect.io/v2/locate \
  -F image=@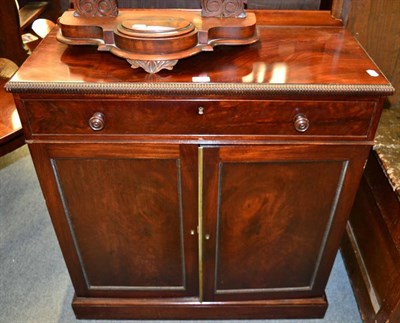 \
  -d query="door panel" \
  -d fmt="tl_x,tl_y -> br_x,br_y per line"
202,144 -> 369,301
30,143 -> 198,298
54,157 -> 185,289
215,160 -> 342,291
